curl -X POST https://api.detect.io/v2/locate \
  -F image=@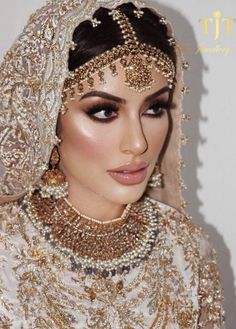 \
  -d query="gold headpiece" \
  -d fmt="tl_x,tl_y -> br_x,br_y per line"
63,9 -> 175,104
0,0 -> 186,211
